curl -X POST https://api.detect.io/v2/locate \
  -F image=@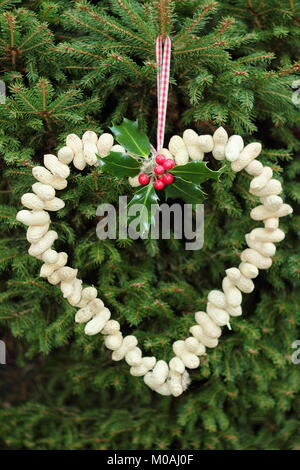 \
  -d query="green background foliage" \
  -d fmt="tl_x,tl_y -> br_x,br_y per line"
0,0 -> 299,450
